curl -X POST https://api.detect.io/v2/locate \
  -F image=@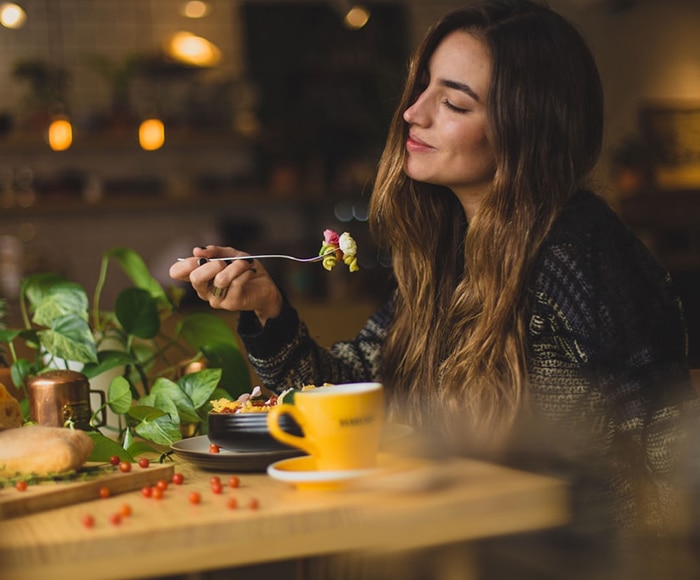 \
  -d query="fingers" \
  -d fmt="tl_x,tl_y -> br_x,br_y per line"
209,284 -> 228,299
190,259 -> 258,308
